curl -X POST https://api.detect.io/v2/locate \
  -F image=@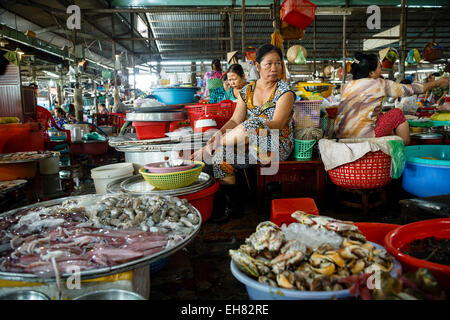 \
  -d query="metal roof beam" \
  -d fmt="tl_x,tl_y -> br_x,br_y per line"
82,7 -> 270,14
